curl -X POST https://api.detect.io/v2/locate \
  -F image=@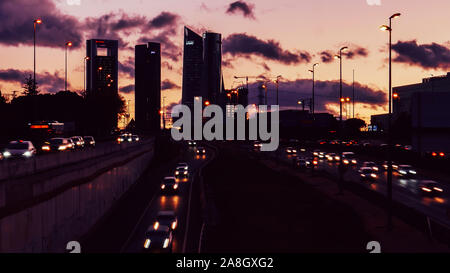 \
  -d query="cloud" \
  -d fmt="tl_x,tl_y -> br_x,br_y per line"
161,79 -> 180,90
223,33 -> 311,65
119,84 -> 134,94
319,47 -> 369,63
118,57 -> 134,78
246,78 -> 387,113
392,40 -> 450,69
0,68 -> 67,93
226,1 -> 256,19
0,0 -> 84,48
147,11 -> 180,29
